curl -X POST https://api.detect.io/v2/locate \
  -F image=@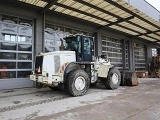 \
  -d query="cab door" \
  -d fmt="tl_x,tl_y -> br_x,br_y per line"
81,36 -> 93,62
